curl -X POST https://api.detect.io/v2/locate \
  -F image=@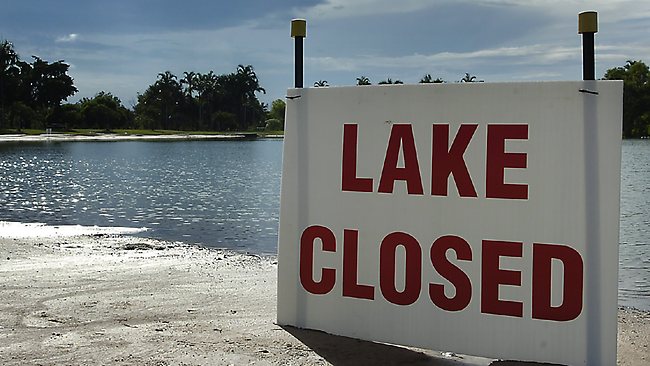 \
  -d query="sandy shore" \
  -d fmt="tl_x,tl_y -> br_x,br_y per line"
0,234 -> 647,366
